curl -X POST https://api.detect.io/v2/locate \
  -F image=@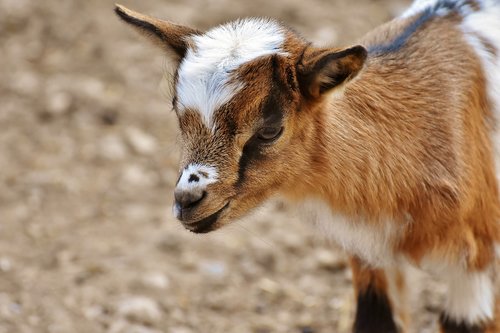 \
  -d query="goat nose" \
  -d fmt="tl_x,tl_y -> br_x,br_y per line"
174,189 -> 206,210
